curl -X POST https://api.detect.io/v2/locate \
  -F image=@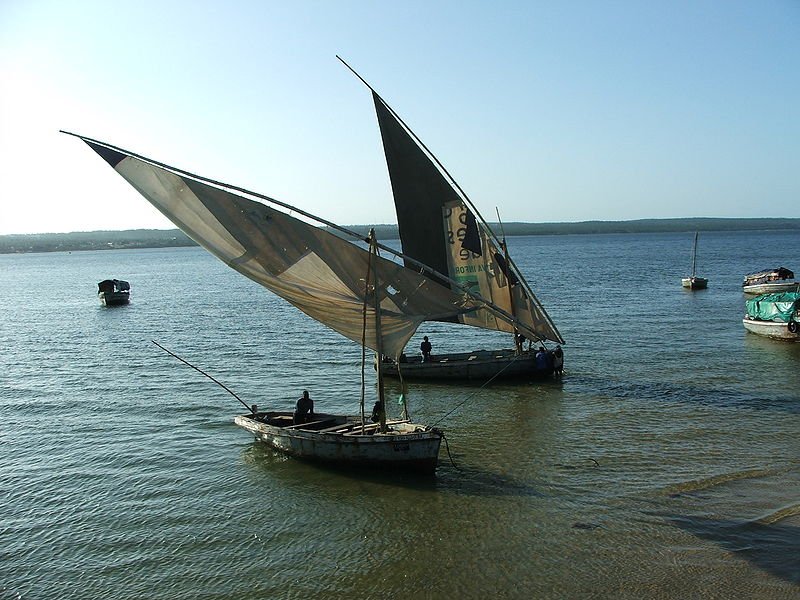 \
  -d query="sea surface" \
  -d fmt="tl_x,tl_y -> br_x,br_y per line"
1,230 -> 799,599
